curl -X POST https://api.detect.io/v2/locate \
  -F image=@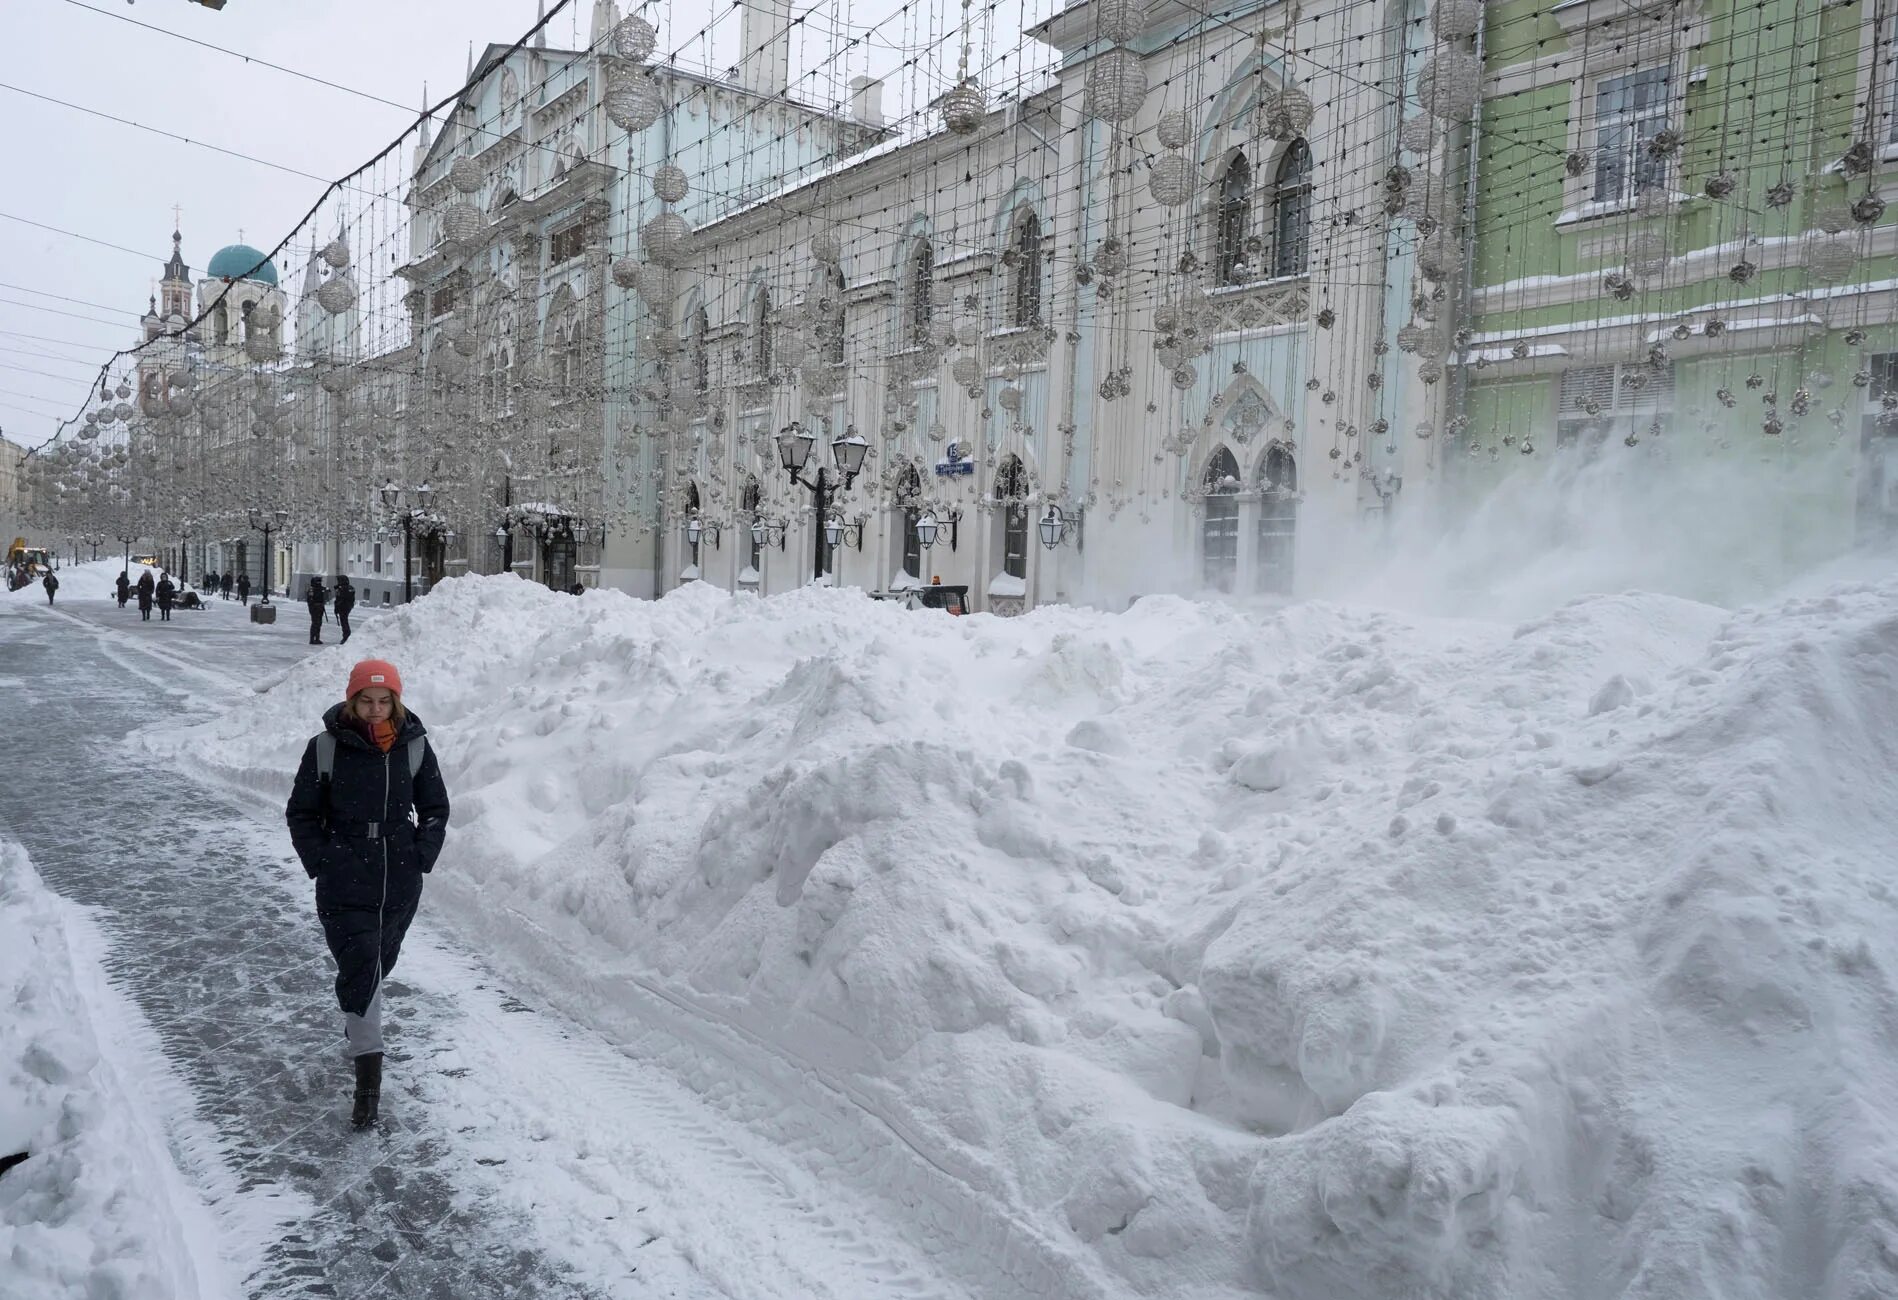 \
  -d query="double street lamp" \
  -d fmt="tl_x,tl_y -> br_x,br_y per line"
773,423 -> 869,584
247,507 -> 285,602
379,480 -> 434,604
